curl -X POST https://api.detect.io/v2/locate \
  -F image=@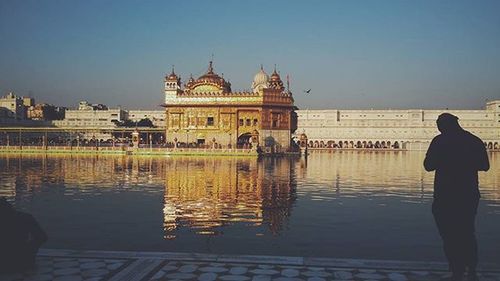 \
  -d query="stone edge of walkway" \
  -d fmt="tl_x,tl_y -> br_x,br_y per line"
38,248 -> 500,273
